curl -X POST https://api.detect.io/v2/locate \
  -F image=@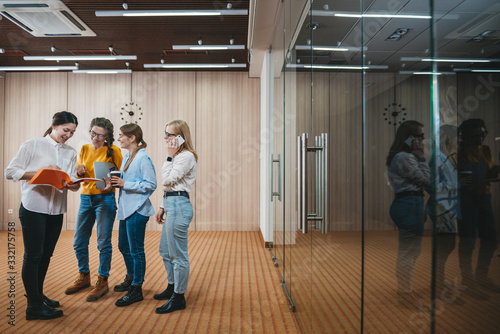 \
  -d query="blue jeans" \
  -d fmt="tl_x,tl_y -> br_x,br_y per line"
159,196 -> 194,294
390,196 -> 424,292
73,193 -> 117,277
118,212 -> 148,286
